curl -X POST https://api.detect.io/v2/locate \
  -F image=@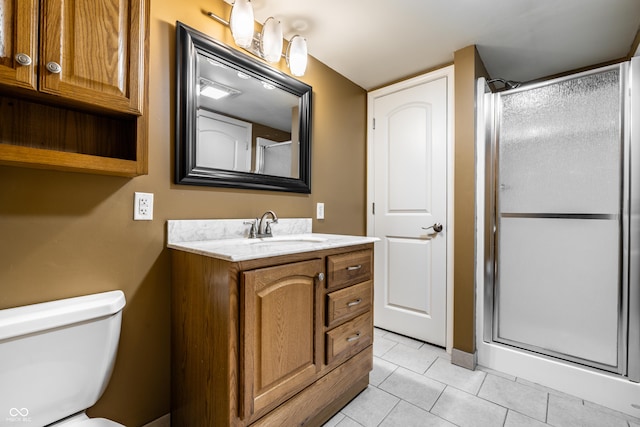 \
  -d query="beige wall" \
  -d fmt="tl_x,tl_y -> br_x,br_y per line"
0,1 -> 366,425
452,46 -> 490,355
